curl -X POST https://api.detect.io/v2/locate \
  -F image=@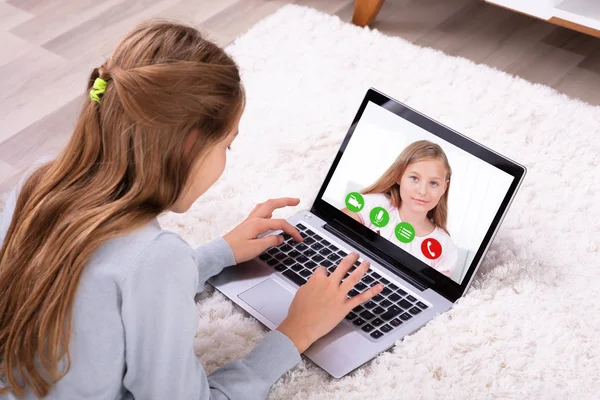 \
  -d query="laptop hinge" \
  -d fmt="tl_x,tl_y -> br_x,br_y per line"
323,222 -> 428,292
